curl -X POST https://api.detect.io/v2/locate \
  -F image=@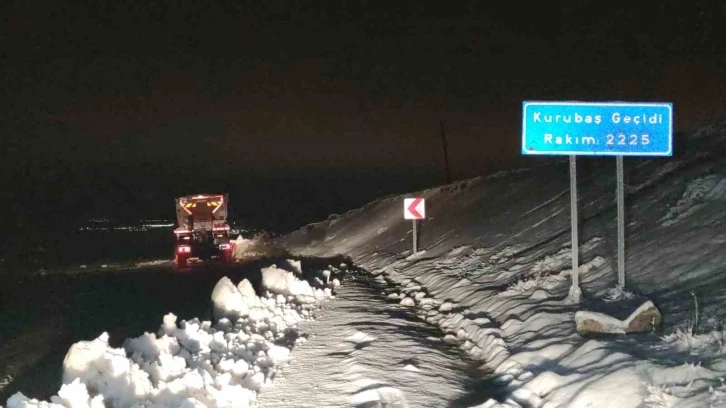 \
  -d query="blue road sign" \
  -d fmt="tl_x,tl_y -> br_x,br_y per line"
522,102 -> 673,156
